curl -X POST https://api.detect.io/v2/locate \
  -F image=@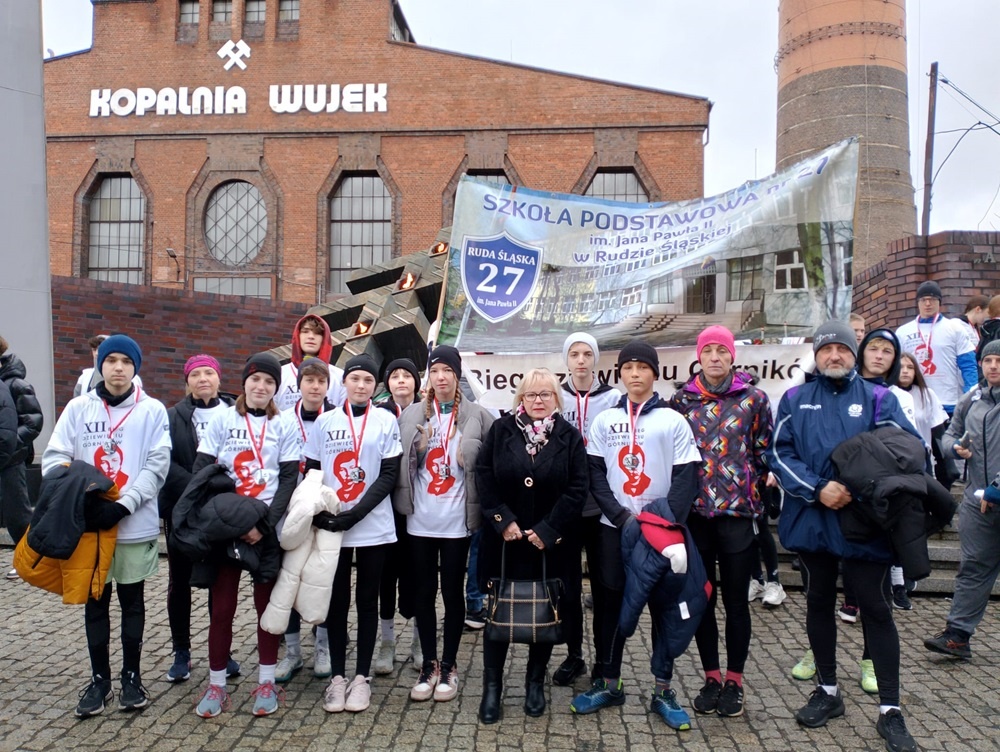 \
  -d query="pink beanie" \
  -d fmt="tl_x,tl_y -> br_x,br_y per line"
696,325 -> 736,361
184,354 -> 222,379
